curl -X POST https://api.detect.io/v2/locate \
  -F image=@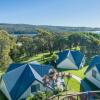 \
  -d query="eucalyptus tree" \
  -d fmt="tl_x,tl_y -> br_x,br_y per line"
87,36 -> 100,57
36,29 -> 54,54
17,35 -> 34,57
0,30 -> 15,67
53,33 -> 68,51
